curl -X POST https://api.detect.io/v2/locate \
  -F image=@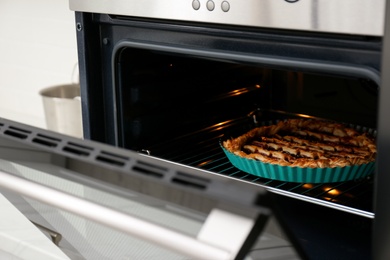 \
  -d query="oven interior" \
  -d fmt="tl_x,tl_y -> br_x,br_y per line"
113,46 -> 378,217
